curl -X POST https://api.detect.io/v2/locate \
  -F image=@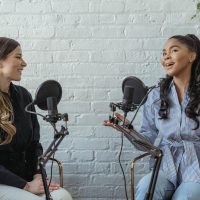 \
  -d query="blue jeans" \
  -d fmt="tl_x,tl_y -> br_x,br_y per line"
136,171 -> 200,200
